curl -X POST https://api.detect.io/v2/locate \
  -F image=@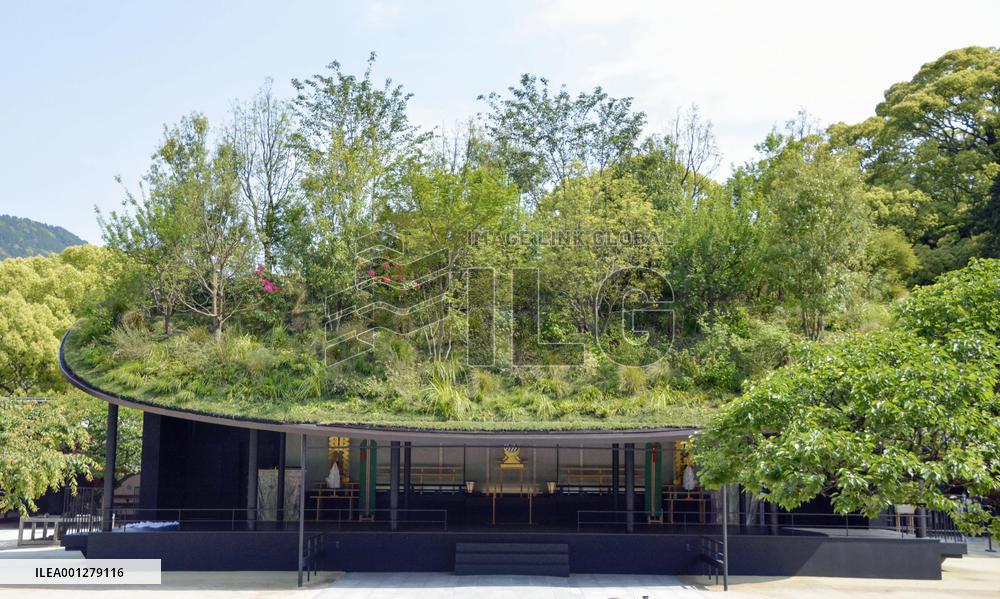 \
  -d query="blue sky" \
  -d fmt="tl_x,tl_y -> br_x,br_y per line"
2,1 -> 999,243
